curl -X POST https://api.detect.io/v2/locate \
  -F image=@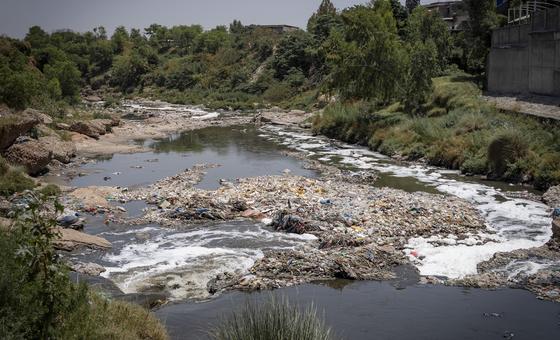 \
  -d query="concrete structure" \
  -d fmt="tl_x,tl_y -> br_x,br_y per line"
487,6 -> 560,97
247,25 -> 300,34
424,1 -> 469,31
